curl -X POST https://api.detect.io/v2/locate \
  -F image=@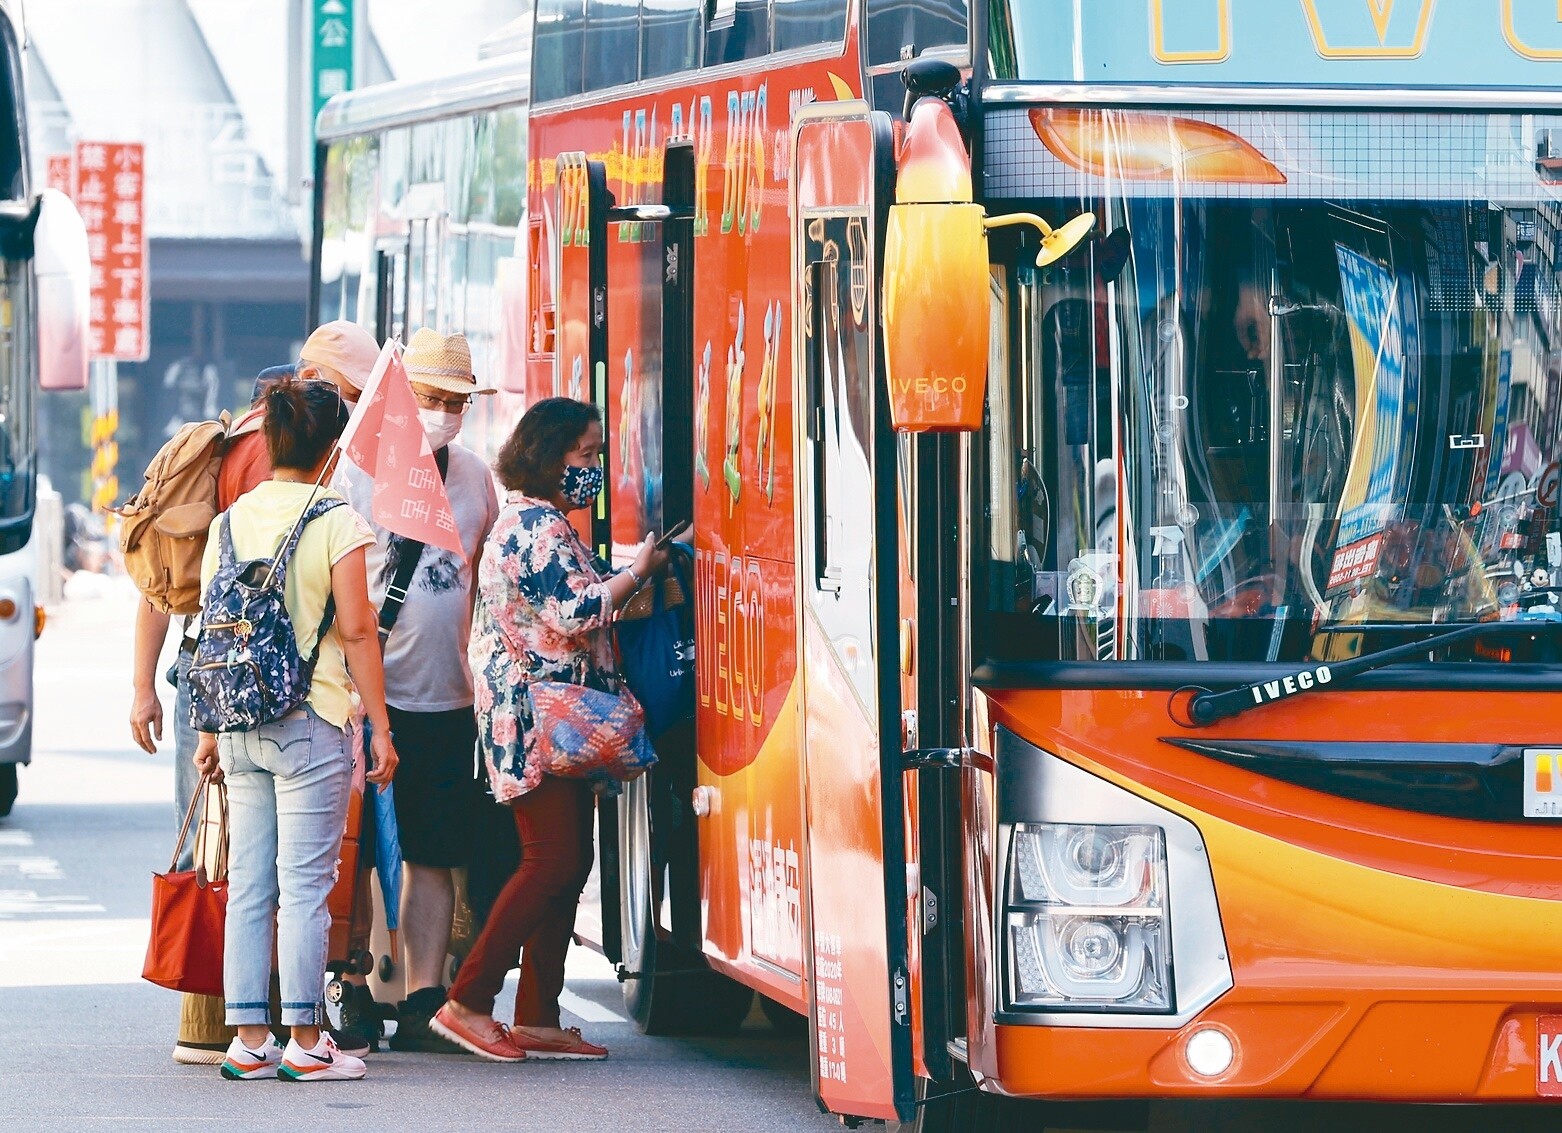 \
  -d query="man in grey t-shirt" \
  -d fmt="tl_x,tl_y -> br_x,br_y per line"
339,329 -> 499,1050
